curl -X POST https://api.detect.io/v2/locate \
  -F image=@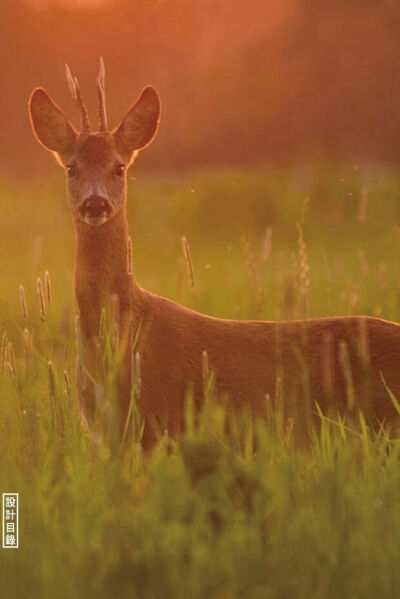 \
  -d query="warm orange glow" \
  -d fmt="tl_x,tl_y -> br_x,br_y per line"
25,0 -> 110,7
3,2 -> 400,178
